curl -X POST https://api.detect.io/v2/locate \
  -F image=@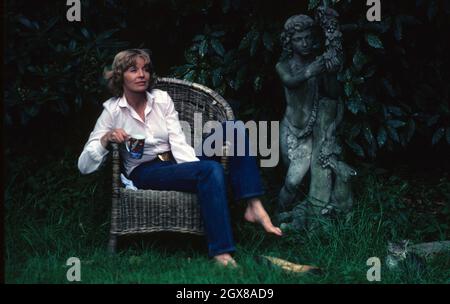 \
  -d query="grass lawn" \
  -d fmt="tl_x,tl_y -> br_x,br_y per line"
4,149 -> 450,283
